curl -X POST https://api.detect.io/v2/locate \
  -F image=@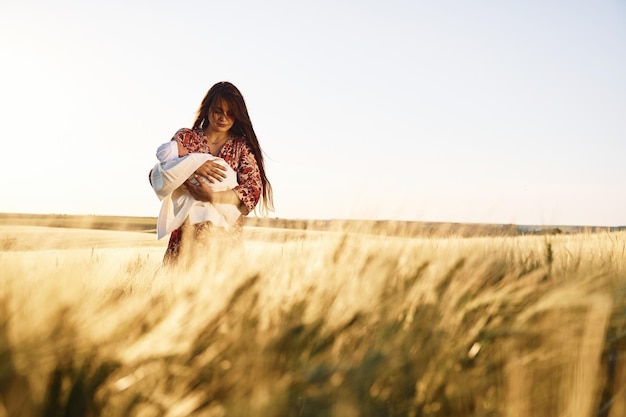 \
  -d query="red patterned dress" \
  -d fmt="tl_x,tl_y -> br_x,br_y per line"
162,128 -> 262,262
